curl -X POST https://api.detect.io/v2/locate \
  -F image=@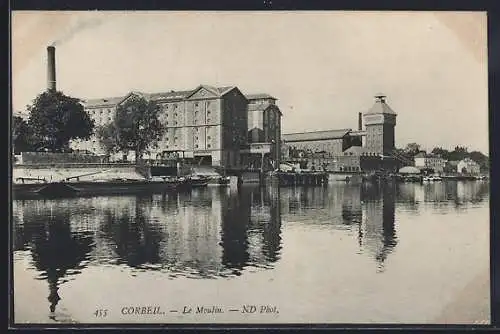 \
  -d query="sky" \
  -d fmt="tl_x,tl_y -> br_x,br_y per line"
11,11 -> 488,154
